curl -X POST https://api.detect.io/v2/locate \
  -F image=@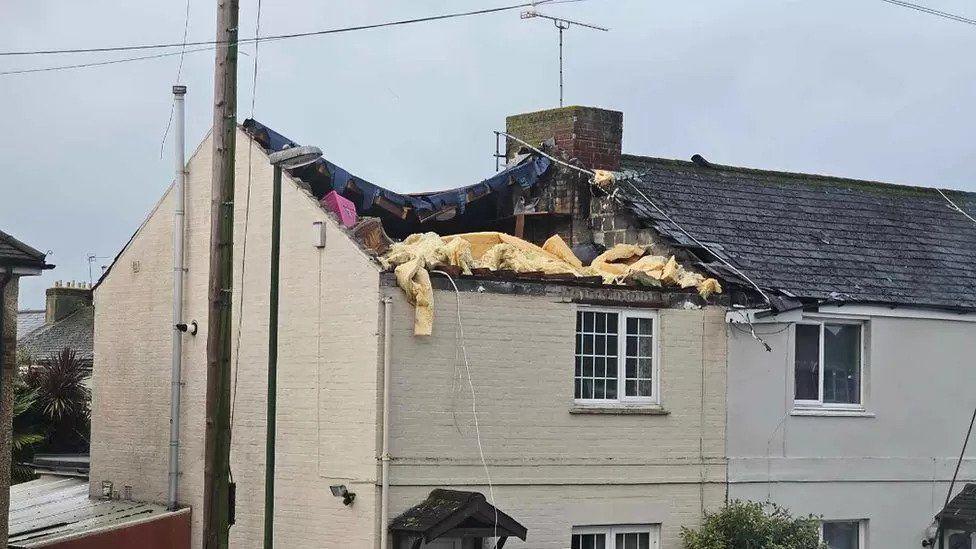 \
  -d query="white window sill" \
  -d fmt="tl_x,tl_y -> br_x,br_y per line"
790,408 -> 875,418
570,404 -> 669,416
